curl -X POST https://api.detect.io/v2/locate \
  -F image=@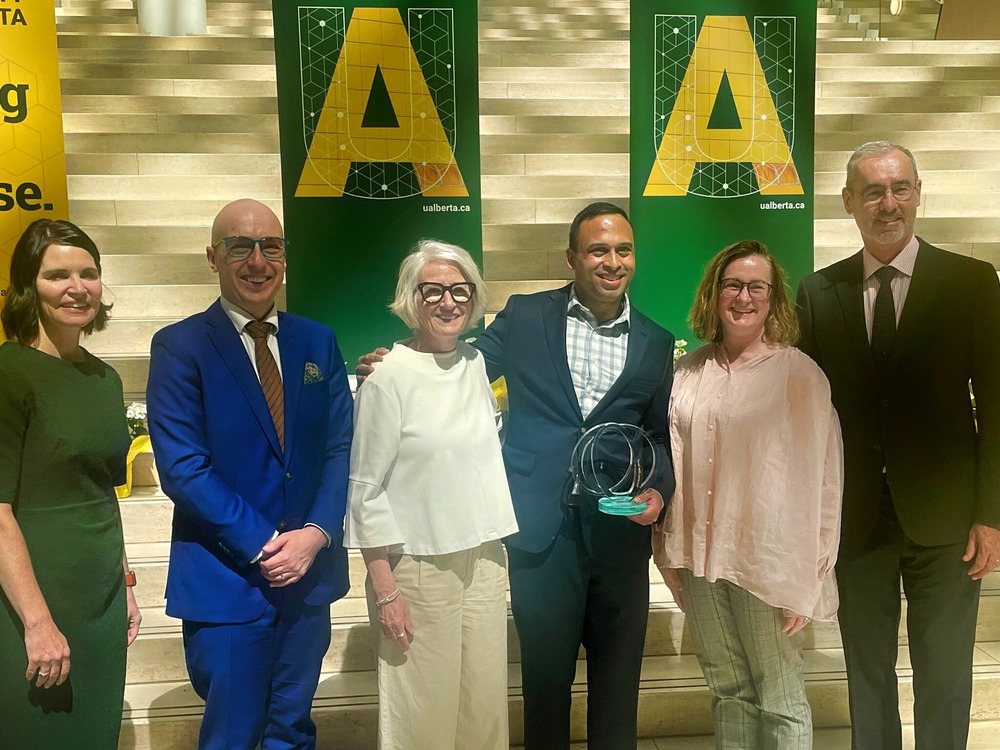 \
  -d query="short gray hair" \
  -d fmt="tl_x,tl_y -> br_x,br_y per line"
846,141 -> 919,188
389,239 -> 488,334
